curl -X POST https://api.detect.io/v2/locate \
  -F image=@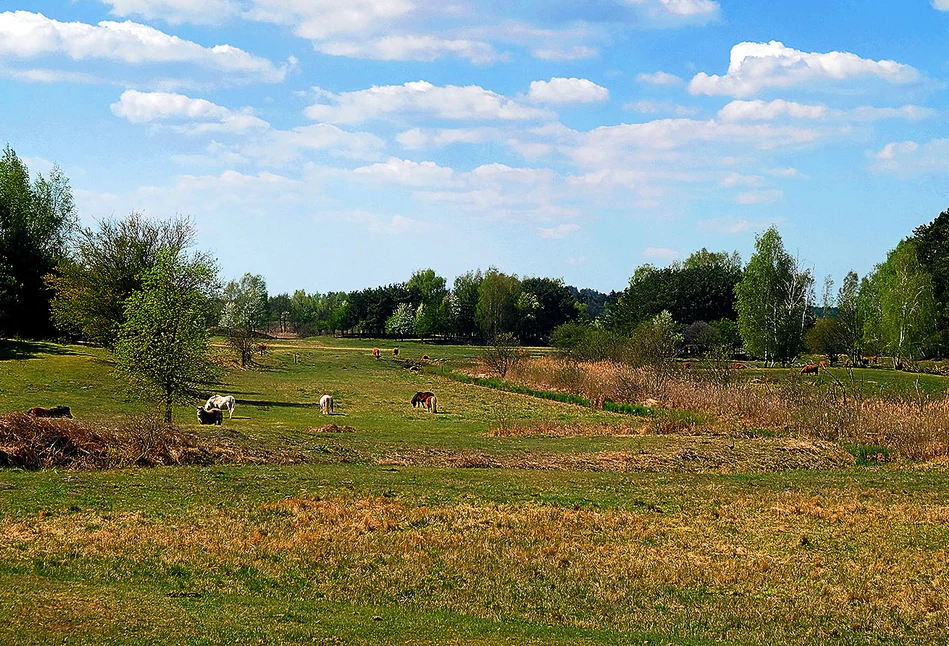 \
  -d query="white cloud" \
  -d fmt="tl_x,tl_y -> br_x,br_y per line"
352,158 -> 457,187
625,0 -> 720,23
305,81 -> 552,124
643,246 -> 680,260
624,100 -> 699,116
100,0 -> 240,25
719,172 -> 764,188
871,139 -> 949,174
689,41 -> 921,97
636,71 -> 682,85
0,11 -> 287,82
718,99 -> 828,121
110,90 -> 265,130
850,105 -> 935,121
247,123 -> 386,163
396,127 -> 501,149
317,35 -> 502,64
933,0 -> 949,10
244,0 -> 416,39
736,189 -> 783,204
527,78 -> 609,105
539,223 -> 580,239
696,216 -> 774,235
532,45 -> 598,61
